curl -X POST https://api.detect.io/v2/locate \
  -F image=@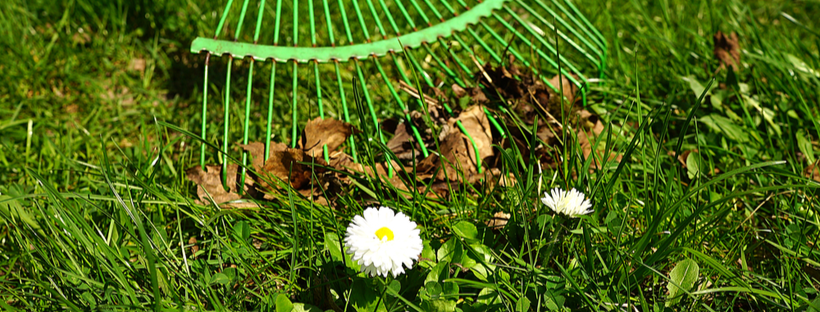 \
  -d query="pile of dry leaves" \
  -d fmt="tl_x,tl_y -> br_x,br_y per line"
186,57 -> 619,208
